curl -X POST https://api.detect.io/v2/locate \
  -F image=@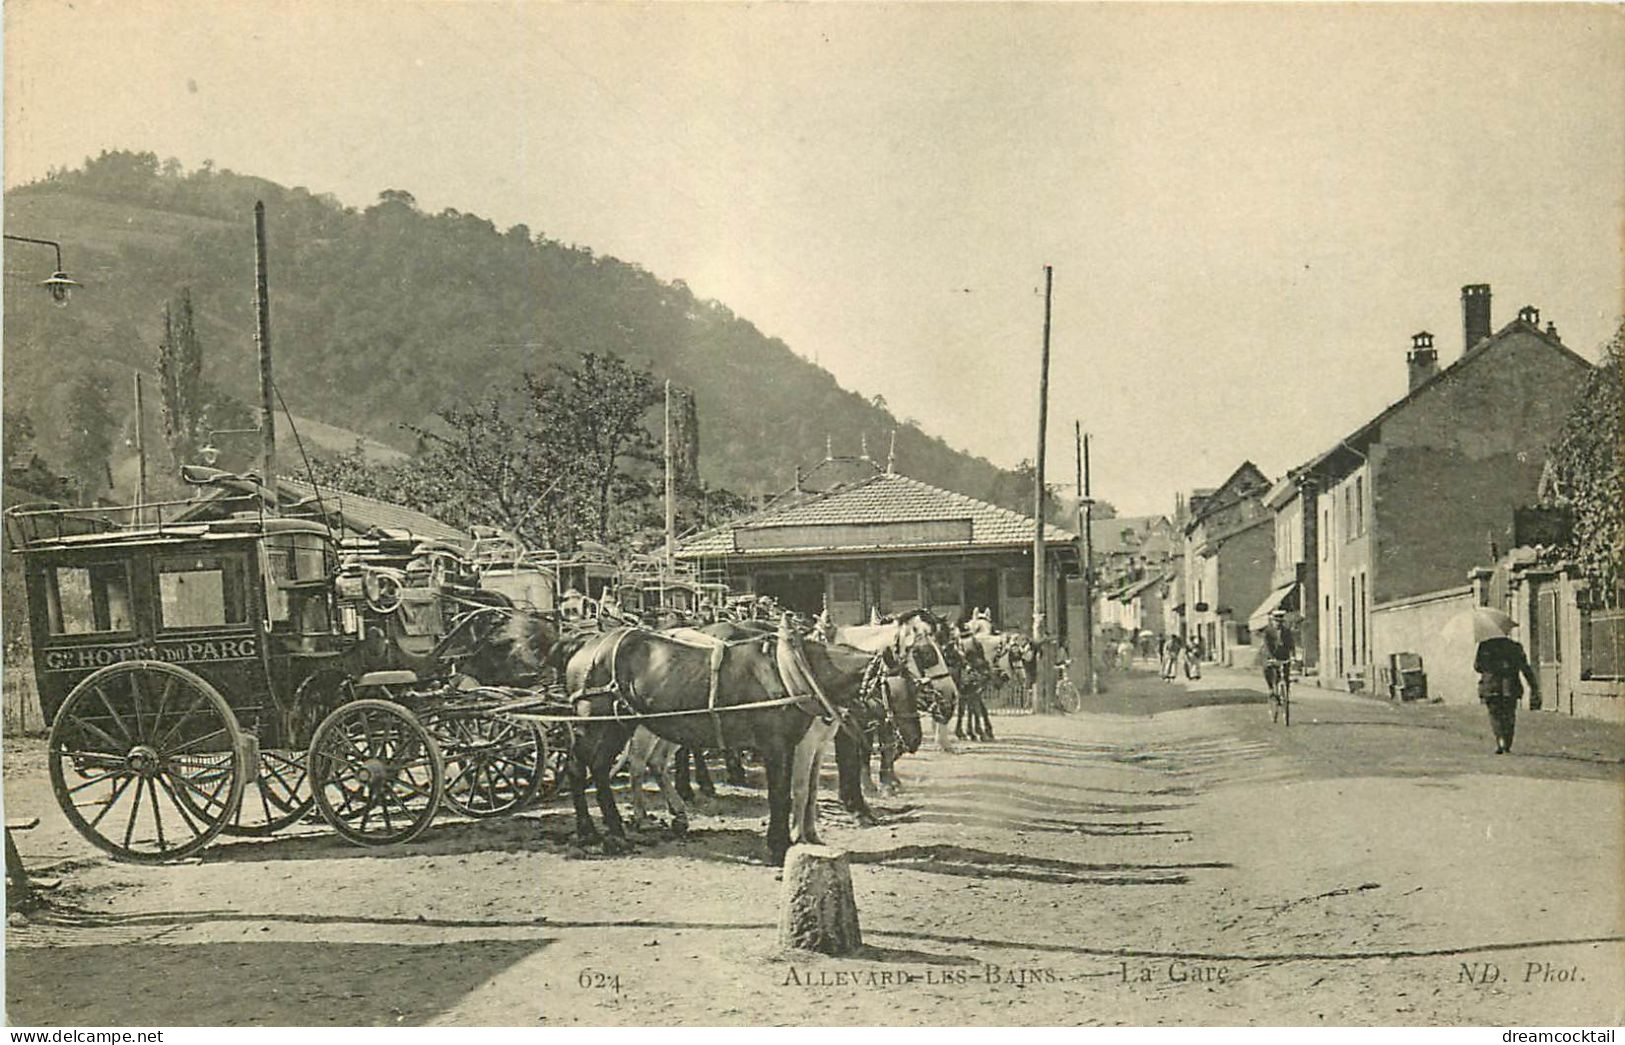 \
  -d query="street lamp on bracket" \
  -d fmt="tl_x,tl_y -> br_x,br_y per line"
3,234 -> 83,307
